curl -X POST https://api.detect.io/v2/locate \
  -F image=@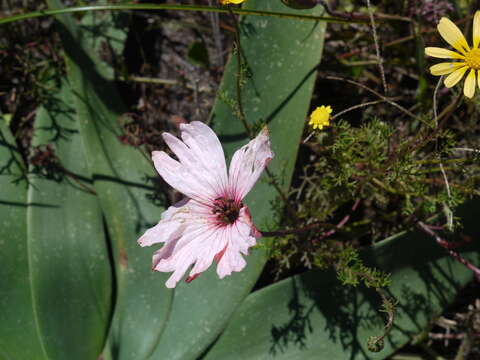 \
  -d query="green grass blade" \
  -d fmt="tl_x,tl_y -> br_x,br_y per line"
0,119 -> 47,359
0,4 -> 362,26
149,1 -> 326,359
204,200 -> 480,359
